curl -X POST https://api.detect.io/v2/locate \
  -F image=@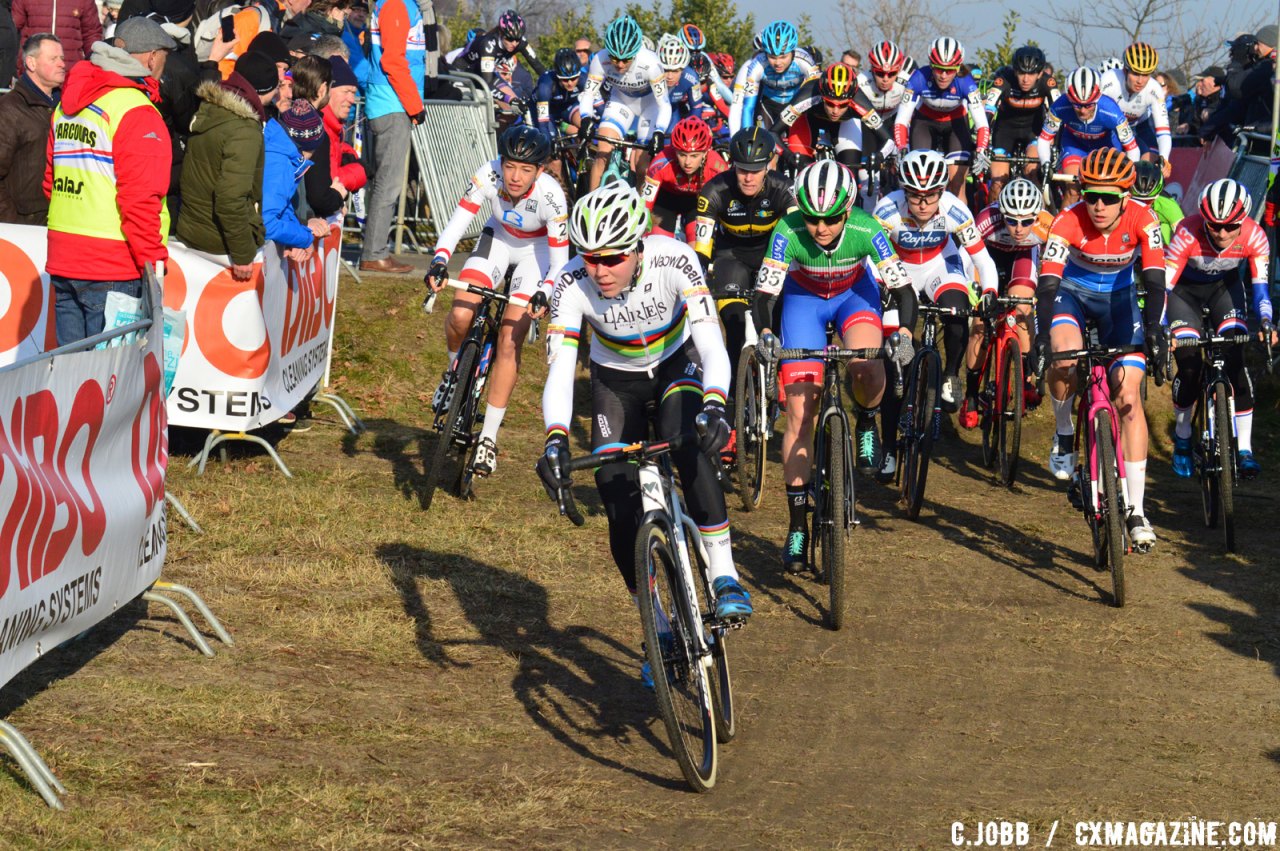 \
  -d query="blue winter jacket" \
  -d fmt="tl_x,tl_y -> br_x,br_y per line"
262,118 -> 314,249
